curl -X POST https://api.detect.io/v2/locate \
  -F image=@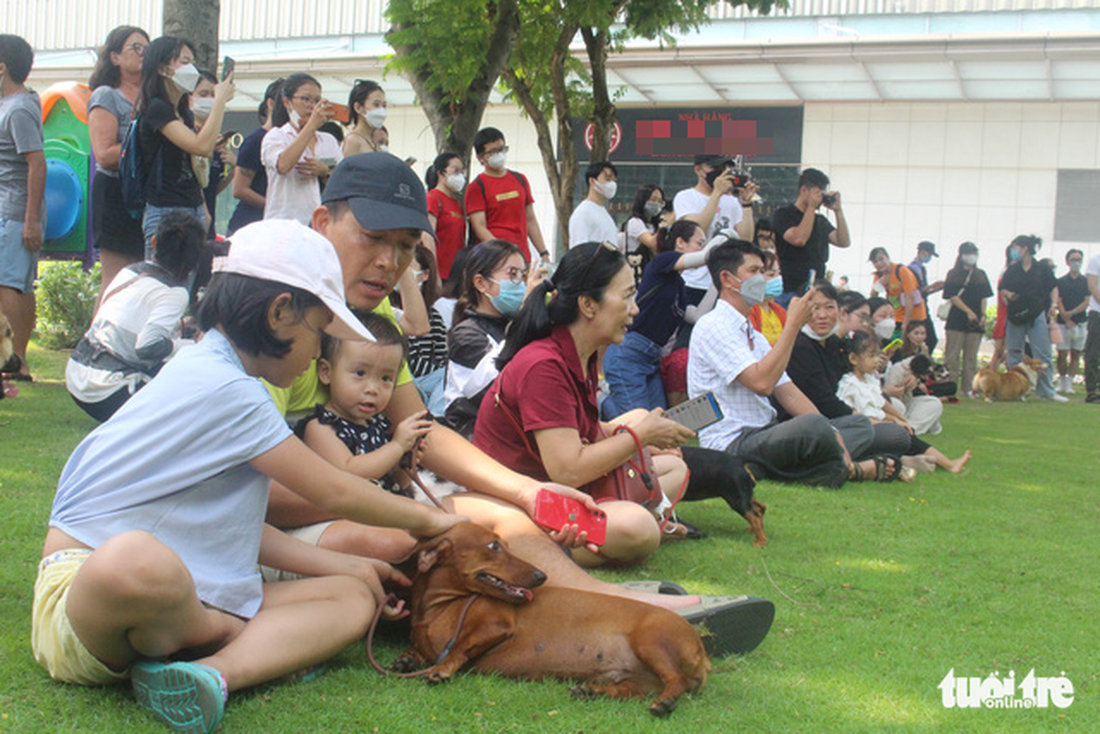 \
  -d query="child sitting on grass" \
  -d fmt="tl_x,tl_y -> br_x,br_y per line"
297,311 -> 434,497
838,330 -> 971,474
33,220 -> 460,734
